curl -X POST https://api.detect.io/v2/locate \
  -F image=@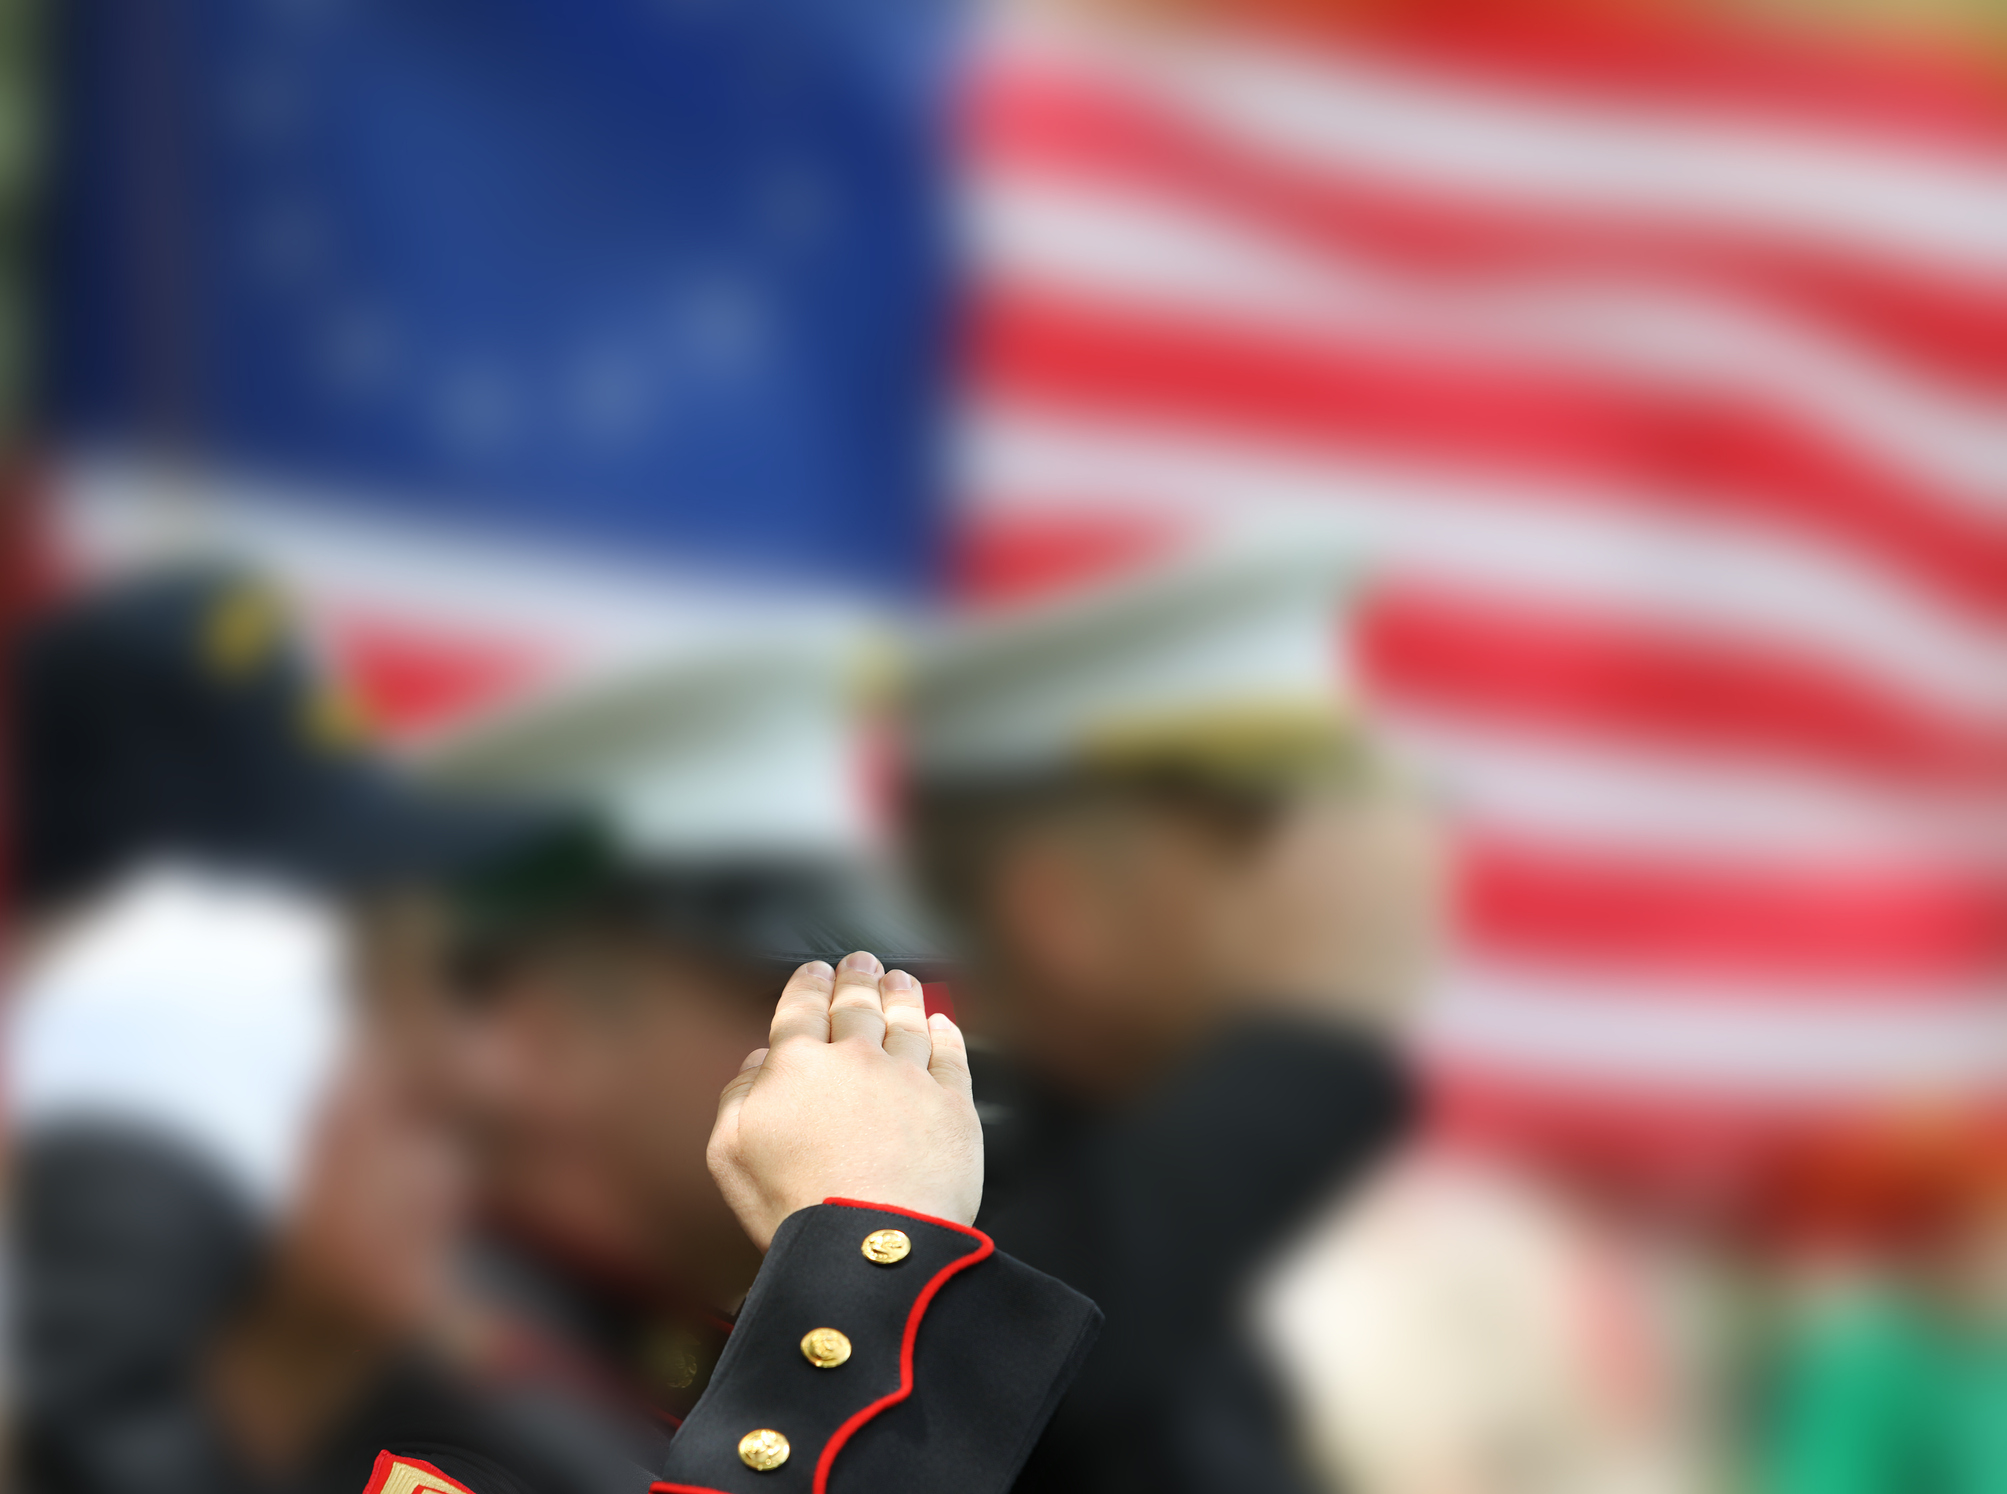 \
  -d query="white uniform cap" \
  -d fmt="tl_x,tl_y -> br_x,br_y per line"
909,537 -> 1358,785
8,863 -> 350,1221
420,631 -> 886,864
